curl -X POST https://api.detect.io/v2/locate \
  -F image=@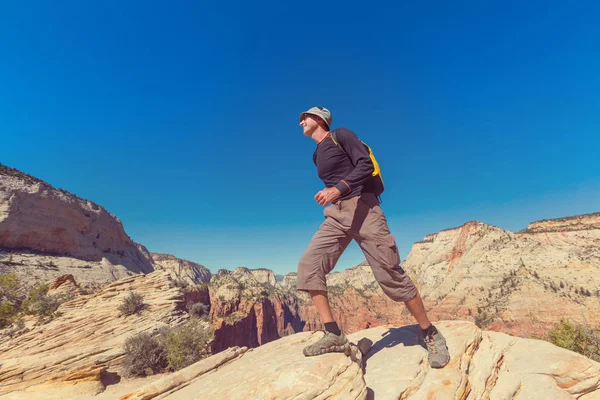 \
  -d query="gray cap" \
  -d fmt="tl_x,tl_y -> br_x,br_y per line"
299,106 -> 332,129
